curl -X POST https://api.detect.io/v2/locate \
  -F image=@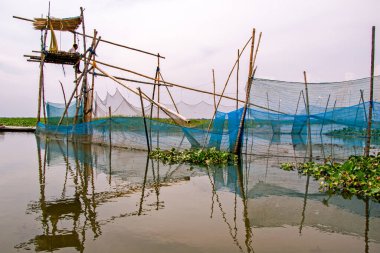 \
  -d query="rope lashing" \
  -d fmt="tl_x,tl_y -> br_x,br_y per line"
87,47 -> 97,56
